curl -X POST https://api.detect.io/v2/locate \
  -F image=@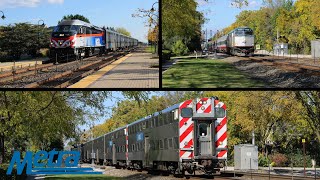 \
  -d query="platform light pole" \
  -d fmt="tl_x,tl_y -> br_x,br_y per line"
0,11 -> 5,20
37,20 -> 45,50
91,125 -> 95,167
150,1 -> 159,56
